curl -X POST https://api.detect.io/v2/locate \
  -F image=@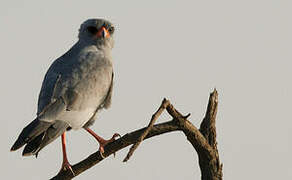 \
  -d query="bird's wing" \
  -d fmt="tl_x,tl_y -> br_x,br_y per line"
37,70 -> 62,116
36,55 -> 72,118
102,72 -> 114,109
37,48 -> 113,127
